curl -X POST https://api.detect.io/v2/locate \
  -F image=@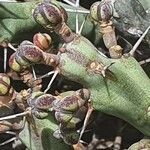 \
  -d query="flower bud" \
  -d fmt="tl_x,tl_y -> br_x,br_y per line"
53,95 -> 85,112
35,94 -> 56,110
33,33 -> 52,51
9,53 -> 22,72
77,88 -> 90,101
33,1 -> 68,30
20,40 -> 33,46
55,111 -> 73,123
33,109 -> 48,119
27,91 -> 43,107
0,73 -> 10,95
16,41 -> 43,66
90,1 -> 113,22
